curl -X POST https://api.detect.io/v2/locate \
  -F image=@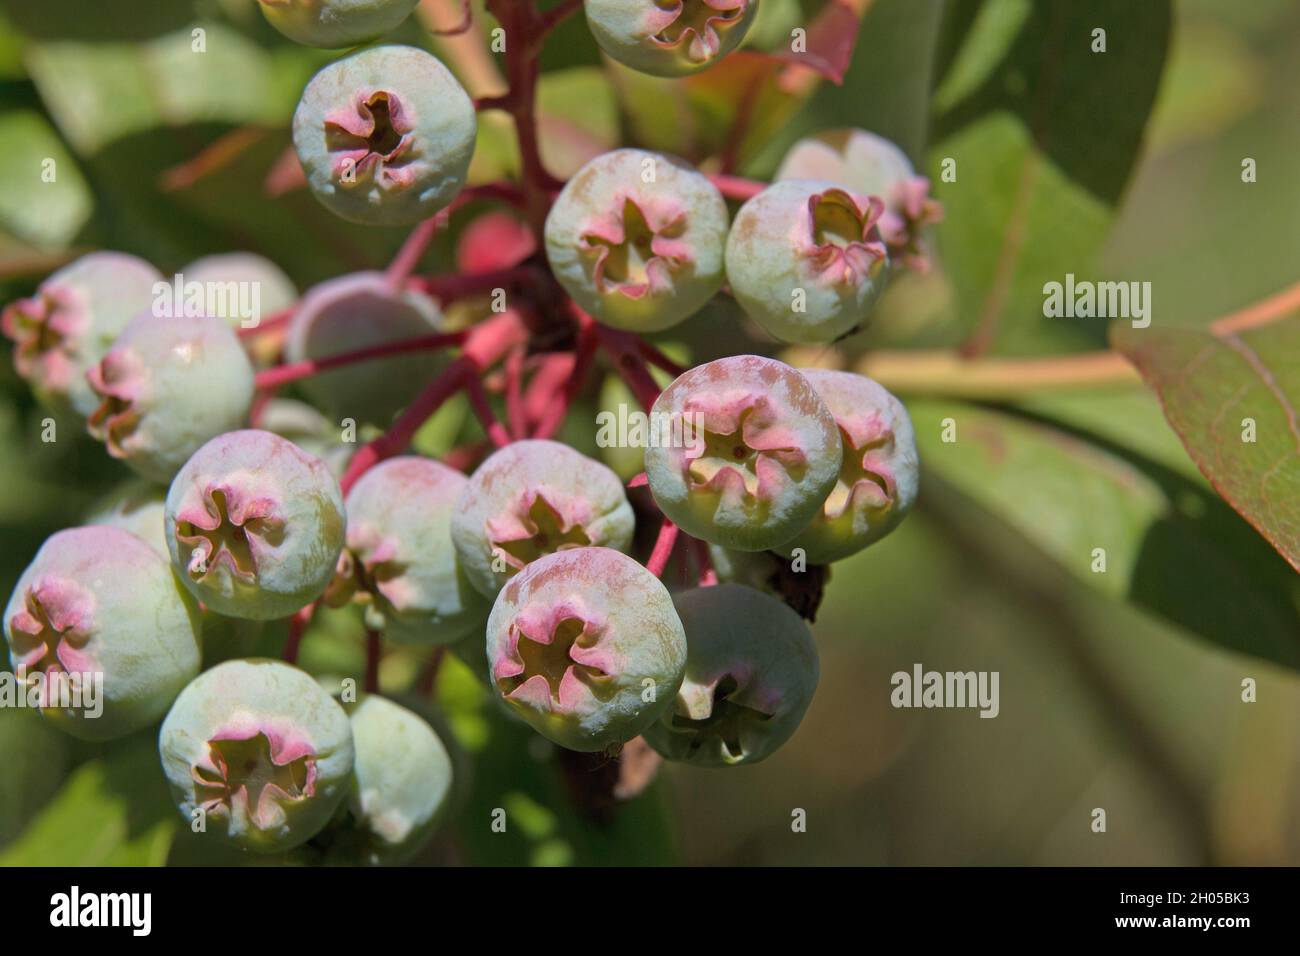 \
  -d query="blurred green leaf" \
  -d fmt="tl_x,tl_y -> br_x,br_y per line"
0,0 -> 197,41
26,23 -> 301,156
0,110 -> 92,249
1114,316 -> 1300,572
0,708 -> 71,849
928,0 -> 1172,354
910,399 -> 1300,669
0,731 -> 175,865
537,67 -> 619,179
